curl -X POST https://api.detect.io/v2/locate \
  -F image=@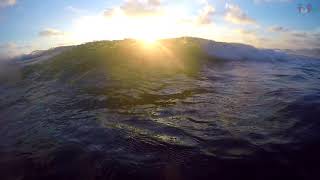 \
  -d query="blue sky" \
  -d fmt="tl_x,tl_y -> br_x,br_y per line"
0,0 -> 319,58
